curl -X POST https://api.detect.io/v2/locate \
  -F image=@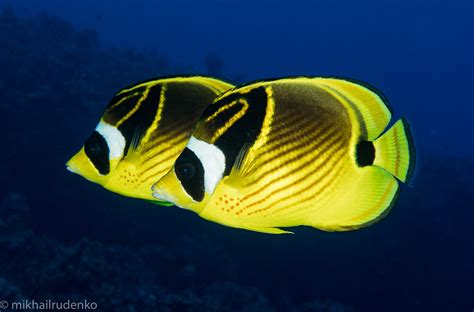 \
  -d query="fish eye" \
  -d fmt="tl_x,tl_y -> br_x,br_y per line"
89,142 -> 101,154
174,147 -> 205,201
176,163 -> 195,181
